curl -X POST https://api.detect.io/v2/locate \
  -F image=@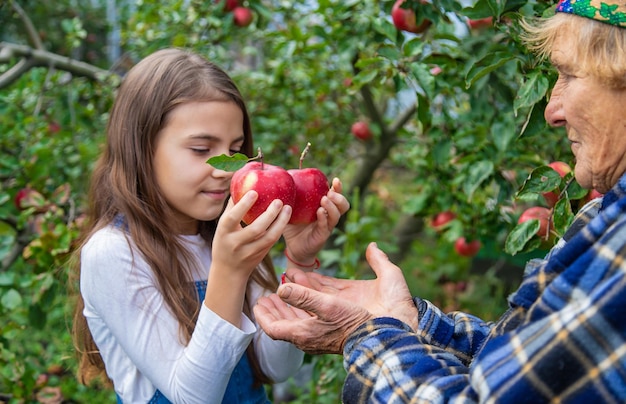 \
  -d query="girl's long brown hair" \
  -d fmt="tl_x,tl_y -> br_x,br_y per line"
69,48 -> 279,388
